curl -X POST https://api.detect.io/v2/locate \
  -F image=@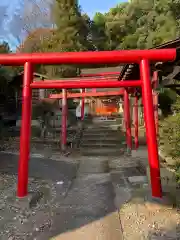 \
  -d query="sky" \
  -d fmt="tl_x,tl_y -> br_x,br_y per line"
1,0 -> 124,17
0,0 -> 125,49
79,0 -> 123,17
